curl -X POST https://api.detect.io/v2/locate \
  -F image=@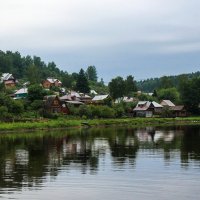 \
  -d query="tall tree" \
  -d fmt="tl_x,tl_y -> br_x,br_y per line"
28,84 -> 47,102
157,87 -> 180,103
86,66 -> 98,82
125,75 -> 137,96
108,76 -> 126,100
61,72 -> 73,89
26,64 -> 41,84
75,69 -> 90,93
